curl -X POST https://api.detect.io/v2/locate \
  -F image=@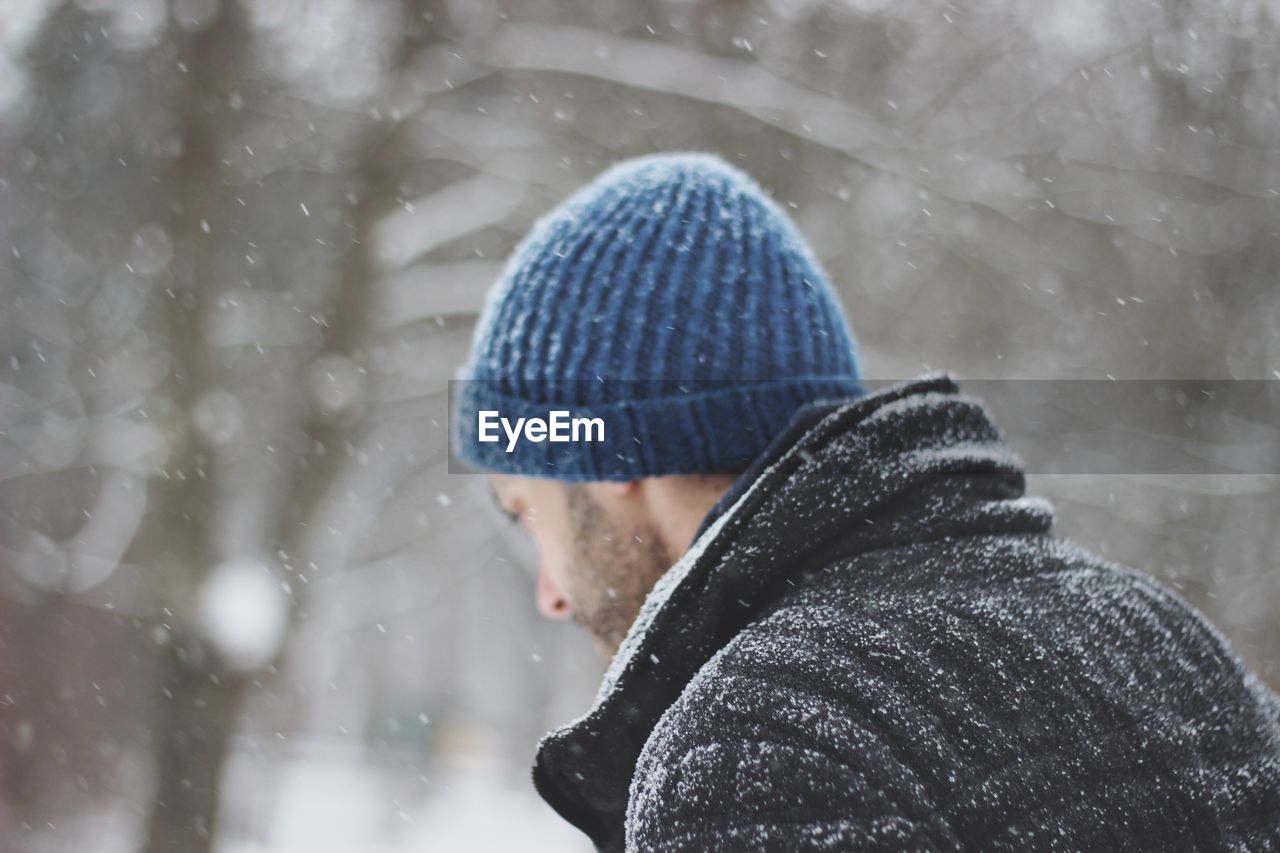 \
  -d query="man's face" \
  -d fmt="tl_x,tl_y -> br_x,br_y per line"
488,473 -> 674,657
